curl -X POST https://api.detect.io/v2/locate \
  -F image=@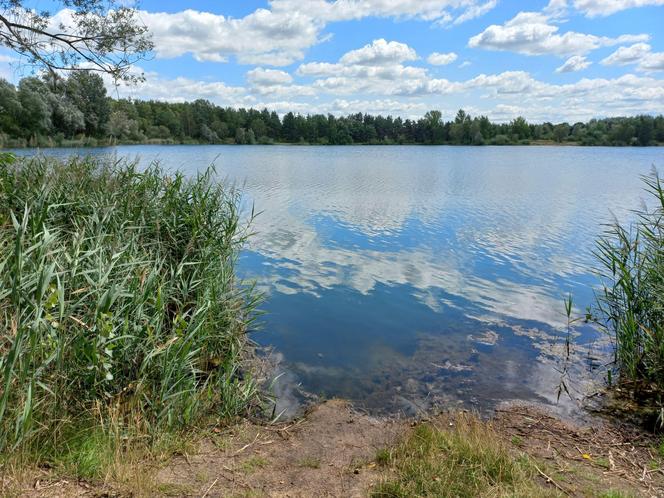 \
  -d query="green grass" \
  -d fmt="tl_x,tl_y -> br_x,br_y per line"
371,413 -> 561,498
56,426 -> 117,478
593,169 -> 664,400
0,153 -> 260,464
